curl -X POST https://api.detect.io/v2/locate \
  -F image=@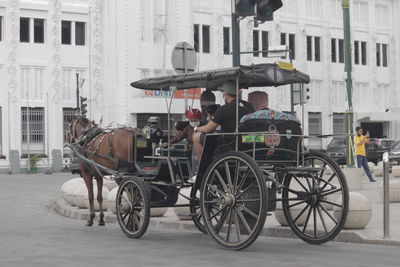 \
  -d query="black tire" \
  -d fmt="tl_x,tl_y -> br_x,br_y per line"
200,151 -> 267,250
116,177 -> 150,239
190,185 -> 207,234
282,152 -> 349,244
